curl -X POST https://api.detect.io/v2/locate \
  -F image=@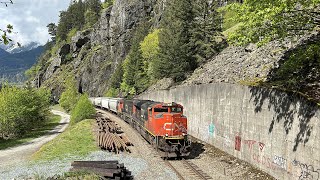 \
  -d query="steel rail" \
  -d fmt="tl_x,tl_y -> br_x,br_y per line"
182,158 -> 213,180
165,160 -> 186,180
